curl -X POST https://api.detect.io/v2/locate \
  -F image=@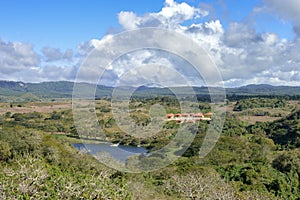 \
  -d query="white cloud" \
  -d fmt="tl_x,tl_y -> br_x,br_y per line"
0,39 -> 40,75
118,11 -> 141,30
223,23 -> 261,47
1,0 -> 300,87
116,63 -> 190,87
0,38 -> 78,82
159,0 -> 207,22
42,47 -> 73,62
118,0 -> 208,30
109,49 -> 206,87
75,0 -> 300,87
39,65 -> 77,81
